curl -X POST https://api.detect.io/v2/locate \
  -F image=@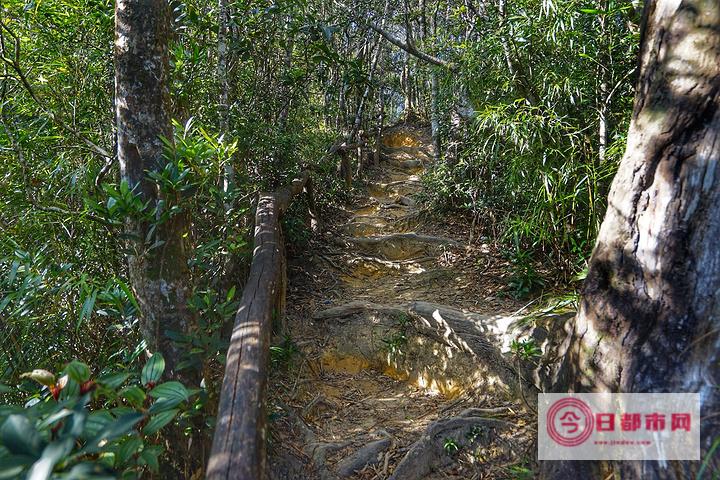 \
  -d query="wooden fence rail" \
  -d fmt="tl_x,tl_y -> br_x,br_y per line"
207,170 -> 316,480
